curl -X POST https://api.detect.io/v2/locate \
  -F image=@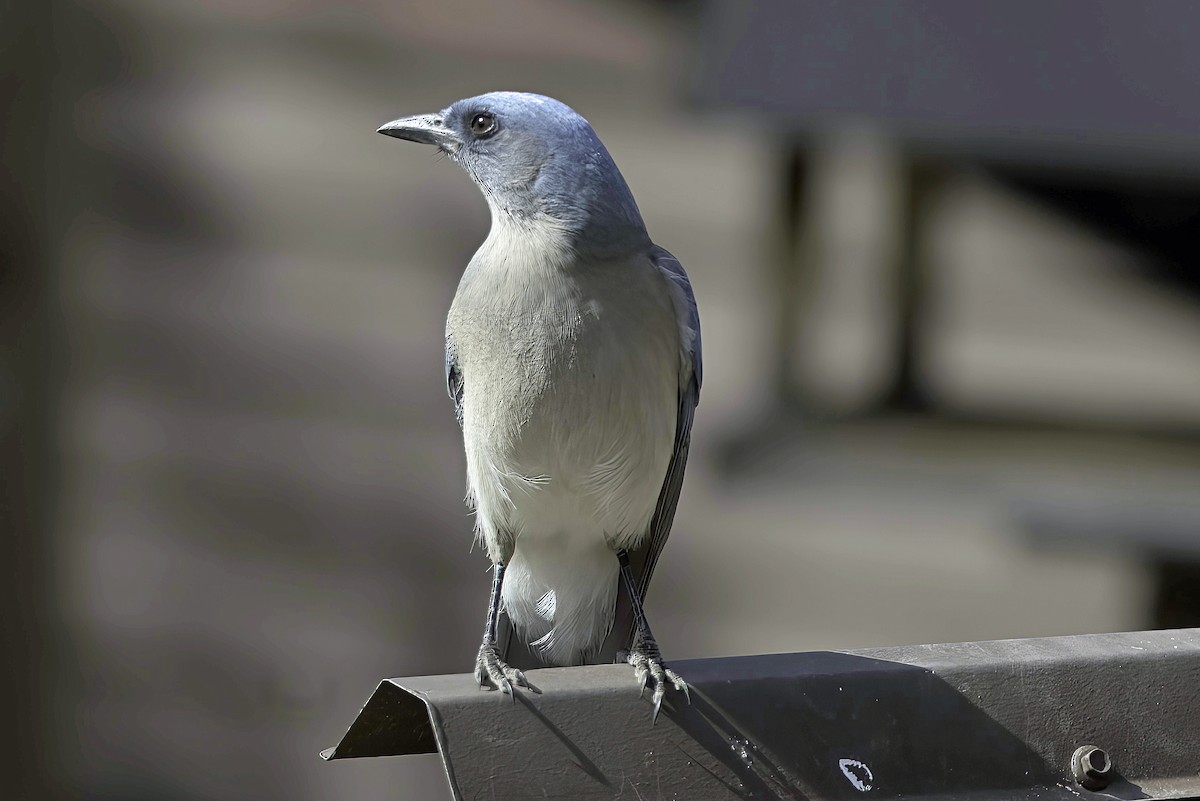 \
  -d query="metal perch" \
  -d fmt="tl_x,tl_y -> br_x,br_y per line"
324,629 -> 1200,800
